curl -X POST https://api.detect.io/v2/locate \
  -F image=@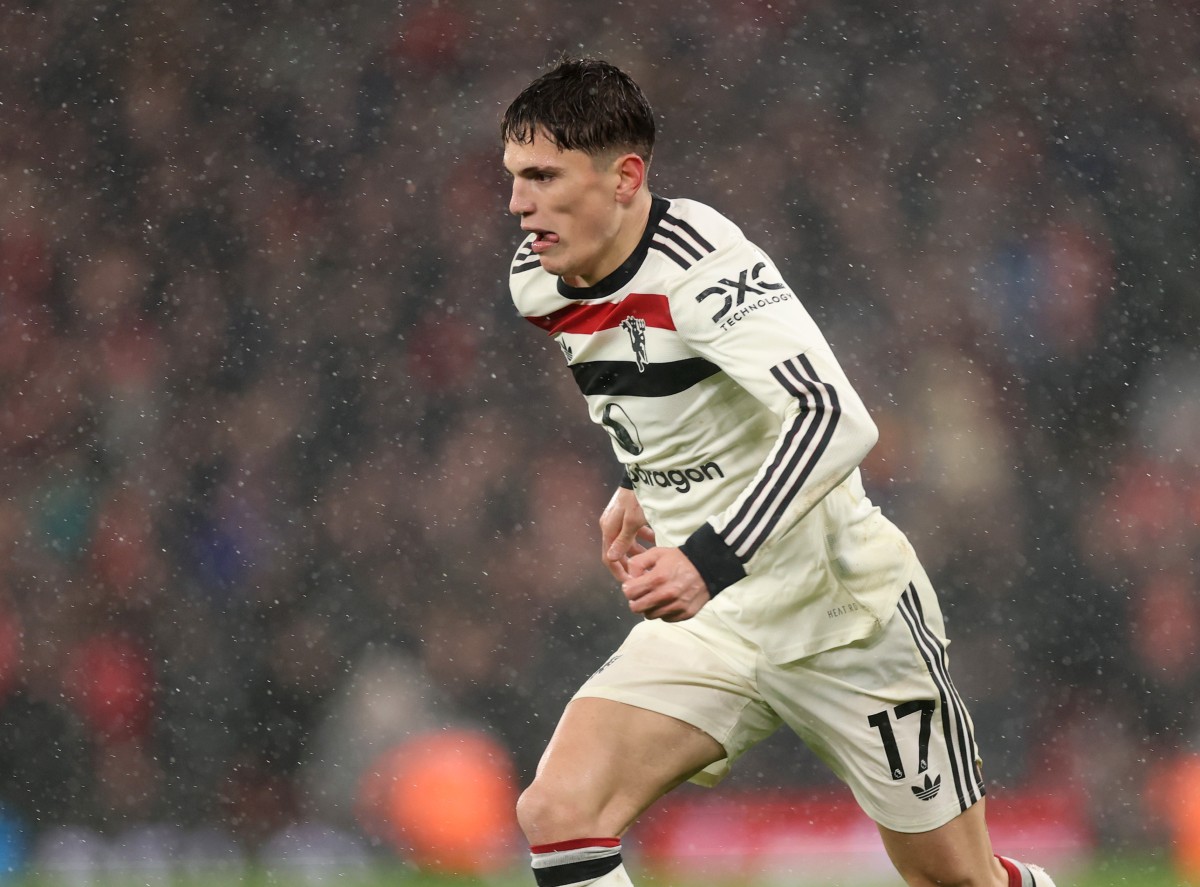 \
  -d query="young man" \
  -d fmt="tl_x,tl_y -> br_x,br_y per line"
501,57 -> 1057,887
